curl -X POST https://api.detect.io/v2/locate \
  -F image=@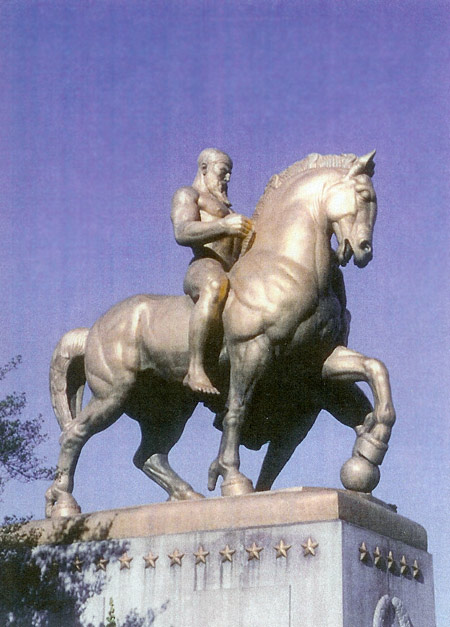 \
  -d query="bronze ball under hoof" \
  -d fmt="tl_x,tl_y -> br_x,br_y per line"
340,455 -> 380,493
